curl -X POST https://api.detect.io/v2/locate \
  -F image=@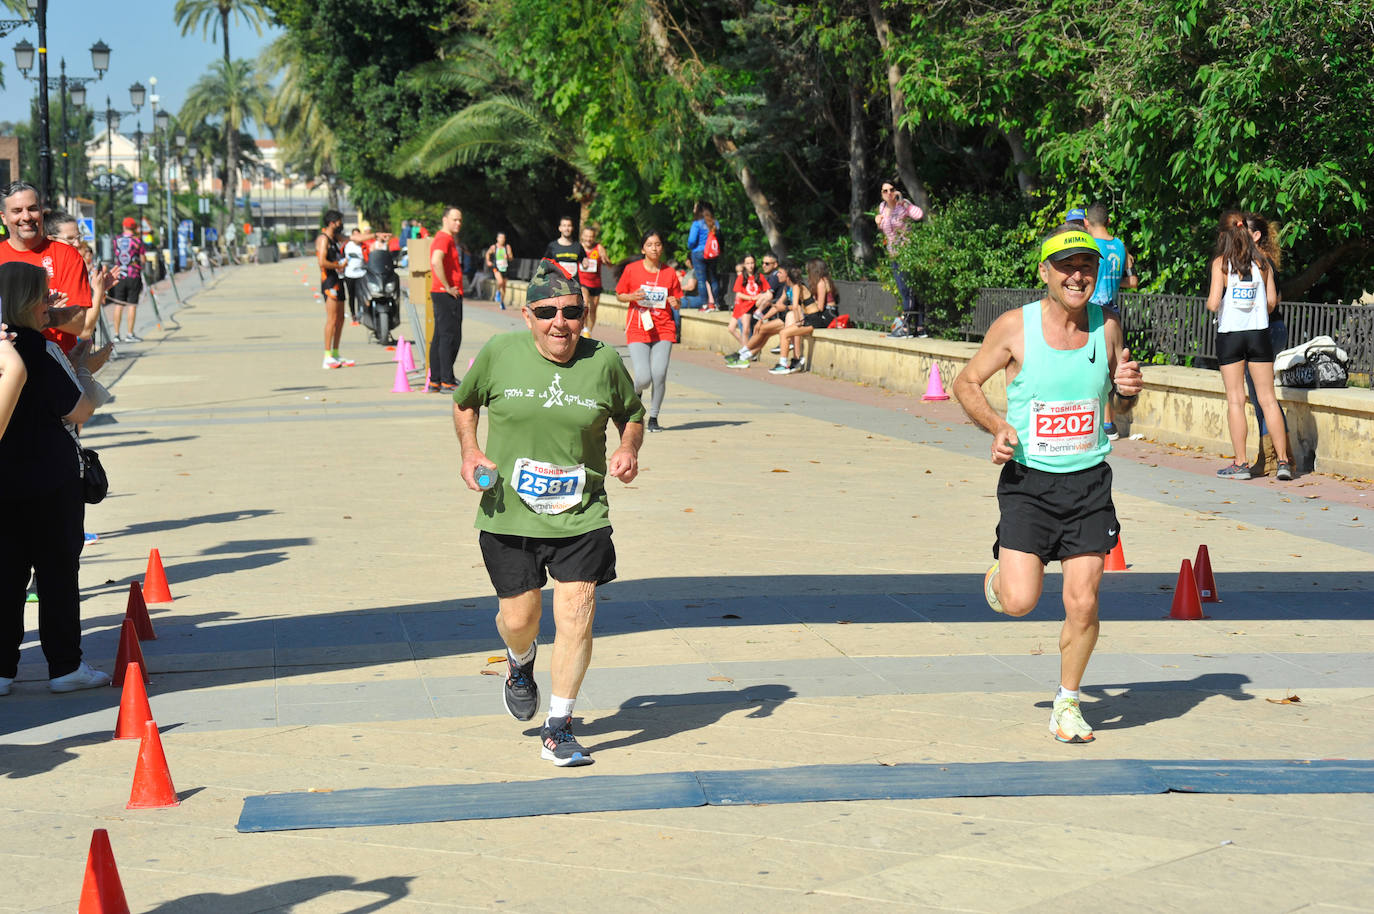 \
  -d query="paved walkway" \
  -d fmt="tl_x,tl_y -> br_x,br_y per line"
4,261 -> 1373,912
